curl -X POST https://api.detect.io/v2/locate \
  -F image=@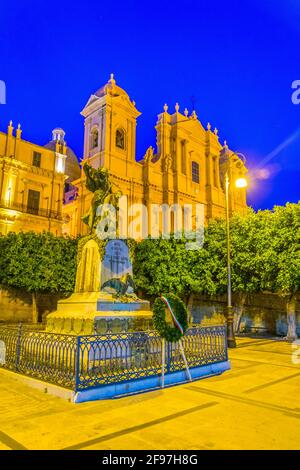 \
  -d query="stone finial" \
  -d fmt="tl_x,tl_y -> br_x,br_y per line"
190,110 -> 197,119
16,123 -> 22,139
184,108 -> 189,117
163,103 -> 168,112
207,122 -> 211,131
175,102 -> 179,112
132,100 -> 136,106
214,127 -> 218,135
109,73 -> 116,85
7,120 -> 13,136
223,140 -> 228,149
